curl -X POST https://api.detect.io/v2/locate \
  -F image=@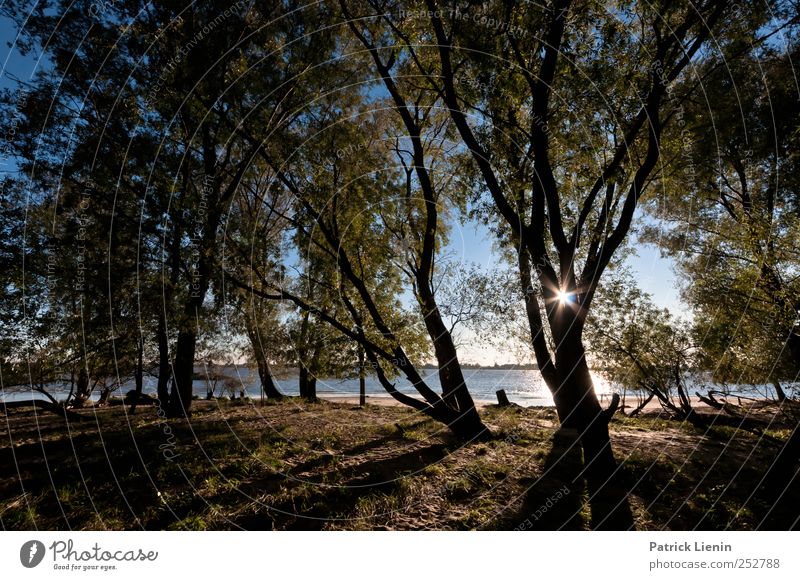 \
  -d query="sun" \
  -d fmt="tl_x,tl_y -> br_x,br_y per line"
556,289 -> 571,306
